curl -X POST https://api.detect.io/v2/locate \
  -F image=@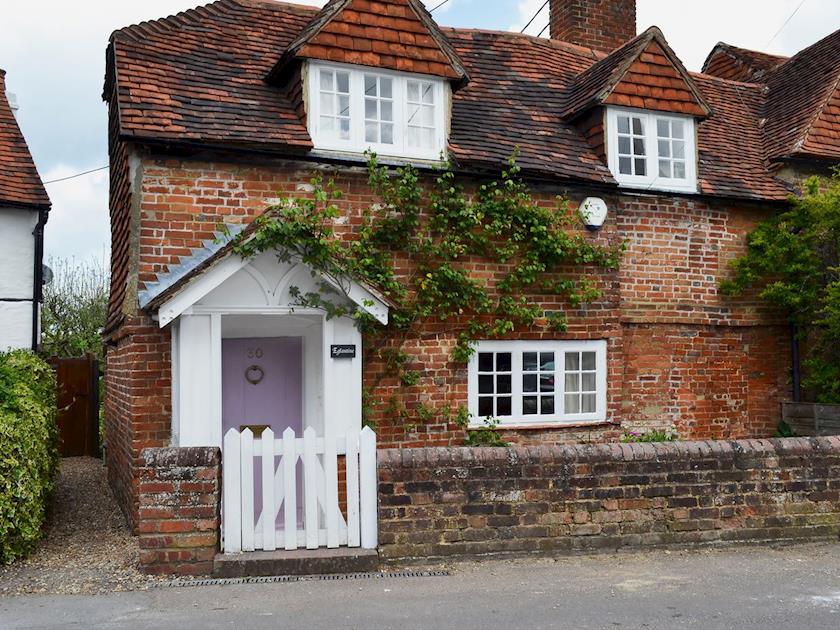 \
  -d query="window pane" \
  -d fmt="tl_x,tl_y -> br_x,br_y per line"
619,157 -> 632,174
632,117 -> 643,135
582,373 -> 596,392
381,123 -> 394,145
478,375 -> 494,394
540,352 -> 555,371
659,160 -> 671,178
674,161 -> 686,179
381,78 -> 392,99
365,121 -> 378,143
565,394 -> 580,414
320,70 -> 333,90
672,120 -> 684,139
421,83 -> 434,104
582,352 -> 596,370
541,396 -> 555,415
617,116 -> 630,134
565,373 -> 580,392
381,100 -> 393,122
420,128 -> 435,149
407,82 -> 419,102
565,353 -> 580,371
406,126 -> 420,148
633,138 -> 645,155
496,397 -> 512,416
673,141 -> 685,159
657,119 -> 669,137
523,352 -> 538,371
618,136 -> 631,155
540,374 -> 554,393
365,98 -> 377,119
635,158 -> 647,176
496,353 -> 512,372
478,397 -> 493,417
497,374 -> 512,394
320,93 -> 335,115
478,353 -> 494,372
340,118 -> 350,138
338,95 -> 350,116
523,374 -> 537,393
523,396 -> 538,415
337,72 -> 349,93
658,140 -> 670,158
320,116 -> 334,133
582,393 -> 597,413
365,75 -> 377,96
